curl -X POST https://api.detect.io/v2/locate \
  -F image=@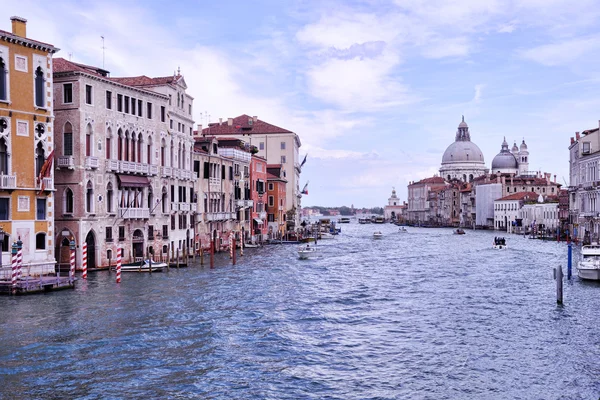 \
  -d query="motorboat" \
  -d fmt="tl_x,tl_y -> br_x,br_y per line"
373,231 -> 383,239
577,244 -> 600,280
373,216 -> 385,224
454,229 -> 466,235
339,217 -> 351,223
493,237 -> 507,249
398,227 -> 408,233
244,243 -> 260,248
319,232 -> 335,240
298,244 -> 318,260
118,259 -> 166,272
